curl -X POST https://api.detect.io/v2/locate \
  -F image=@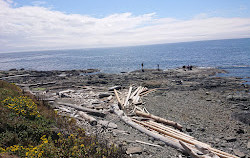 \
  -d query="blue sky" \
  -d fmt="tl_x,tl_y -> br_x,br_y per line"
0,0 -> 250,52
14,0 -> 250,19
